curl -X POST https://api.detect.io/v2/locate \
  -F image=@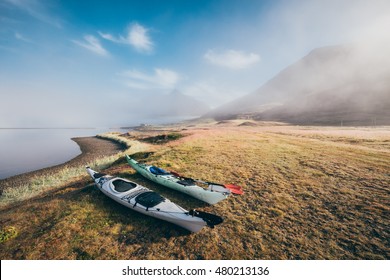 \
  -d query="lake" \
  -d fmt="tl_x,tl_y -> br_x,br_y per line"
0,128 -> 127,179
